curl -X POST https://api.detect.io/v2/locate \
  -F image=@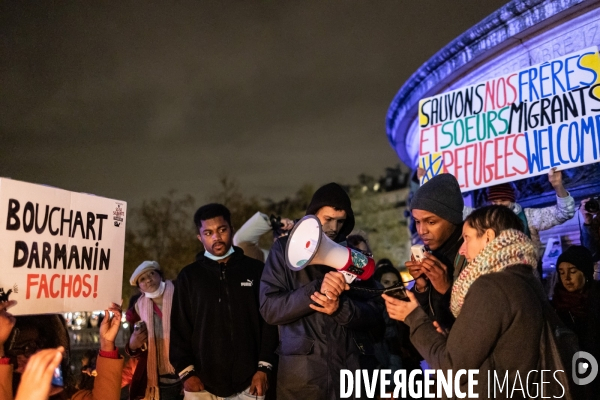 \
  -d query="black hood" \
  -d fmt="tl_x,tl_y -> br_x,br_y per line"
305,182 -> 355,243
